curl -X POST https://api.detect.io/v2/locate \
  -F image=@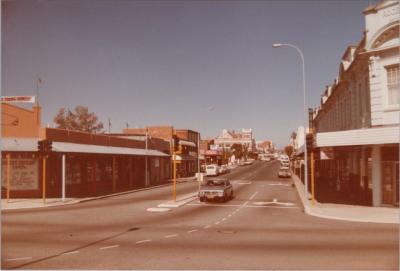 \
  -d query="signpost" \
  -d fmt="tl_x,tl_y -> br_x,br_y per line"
0,96 -> 36,103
